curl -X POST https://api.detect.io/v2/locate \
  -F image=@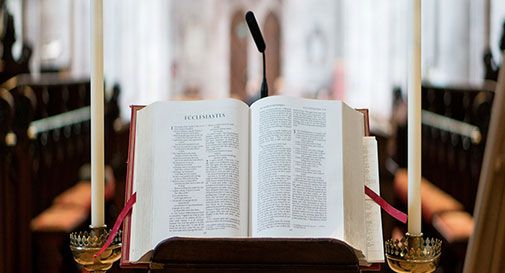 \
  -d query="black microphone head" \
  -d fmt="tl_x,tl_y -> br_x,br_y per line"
245,11 -> 266,52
